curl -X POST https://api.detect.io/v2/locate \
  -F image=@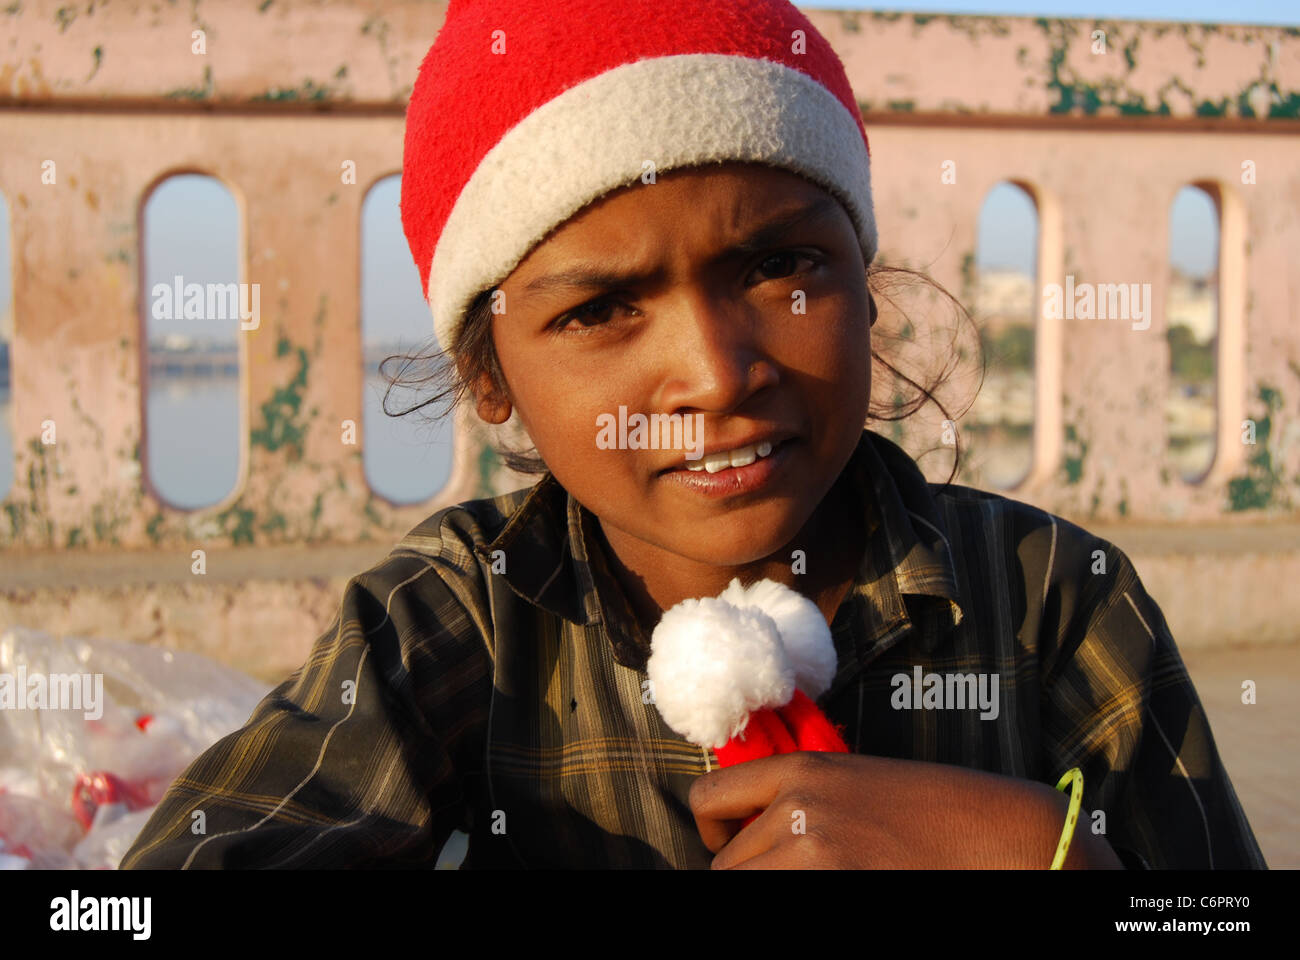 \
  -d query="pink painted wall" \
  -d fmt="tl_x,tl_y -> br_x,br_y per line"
0,2 -> 1297,673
